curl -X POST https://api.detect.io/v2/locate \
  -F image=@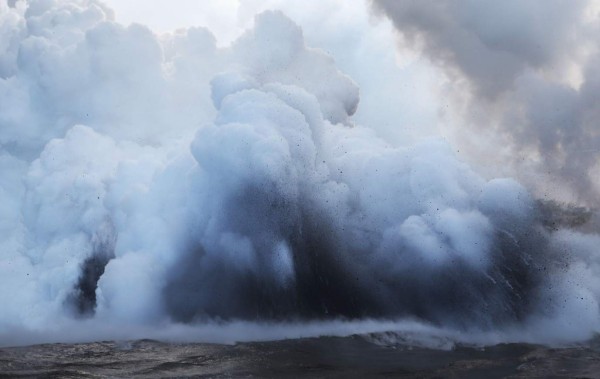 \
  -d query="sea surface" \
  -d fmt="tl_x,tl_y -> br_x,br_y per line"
2,333 -> 600,378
